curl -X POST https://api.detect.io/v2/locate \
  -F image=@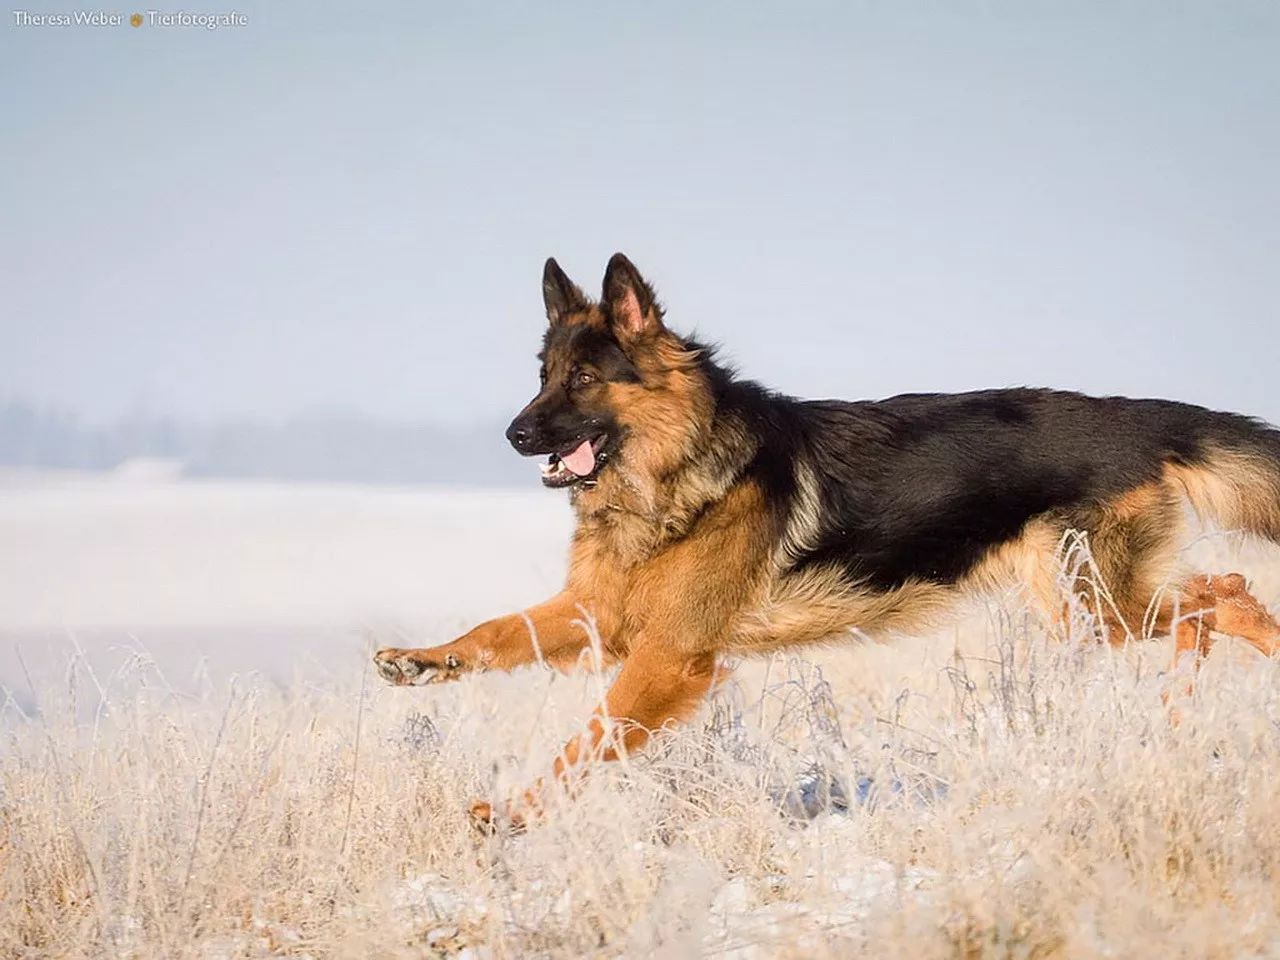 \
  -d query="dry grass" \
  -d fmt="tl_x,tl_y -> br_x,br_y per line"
4,545 -> 1280,959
